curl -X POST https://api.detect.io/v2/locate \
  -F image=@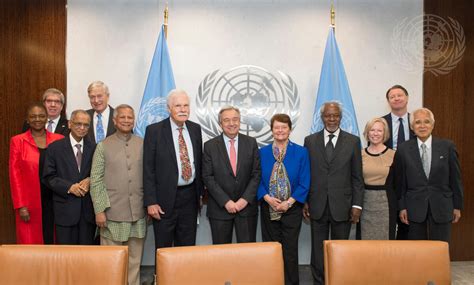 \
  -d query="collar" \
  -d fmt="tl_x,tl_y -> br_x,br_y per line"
417,135 -> 432,149
324,128 -> 340,138
94,105 -> 110,119
170,117 -> 188,131
69,133 -> 84,147
223,133 -> 239,143
390,112 -> 408,122
49,116 -> 60,125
